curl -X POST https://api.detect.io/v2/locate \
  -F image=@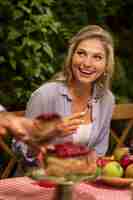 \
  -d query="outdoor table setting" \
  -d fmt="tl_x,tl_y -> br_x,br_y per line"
0,176 -> 132,200
0,145 -> 133,200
